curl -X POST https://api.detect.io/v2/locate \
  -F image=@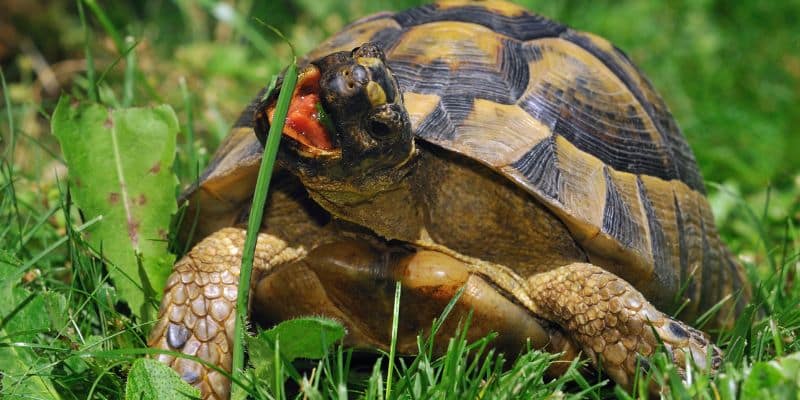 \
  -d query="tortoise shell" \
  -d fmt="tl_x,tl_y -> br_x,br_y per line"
188,0 -> 744,317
